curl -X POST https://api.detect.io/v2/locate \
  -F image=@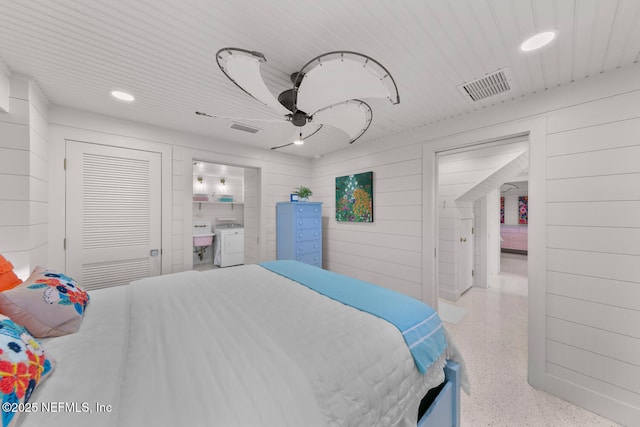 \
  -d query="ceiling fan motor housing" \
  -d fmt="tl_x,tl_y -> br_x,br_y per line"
291,110 -> 308,127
